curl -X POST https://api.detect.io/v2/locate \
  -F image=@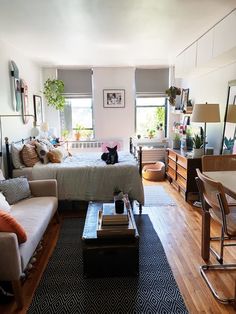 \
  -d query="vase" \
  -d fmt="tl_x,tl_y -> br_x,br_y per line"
193,148 -> 204,158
